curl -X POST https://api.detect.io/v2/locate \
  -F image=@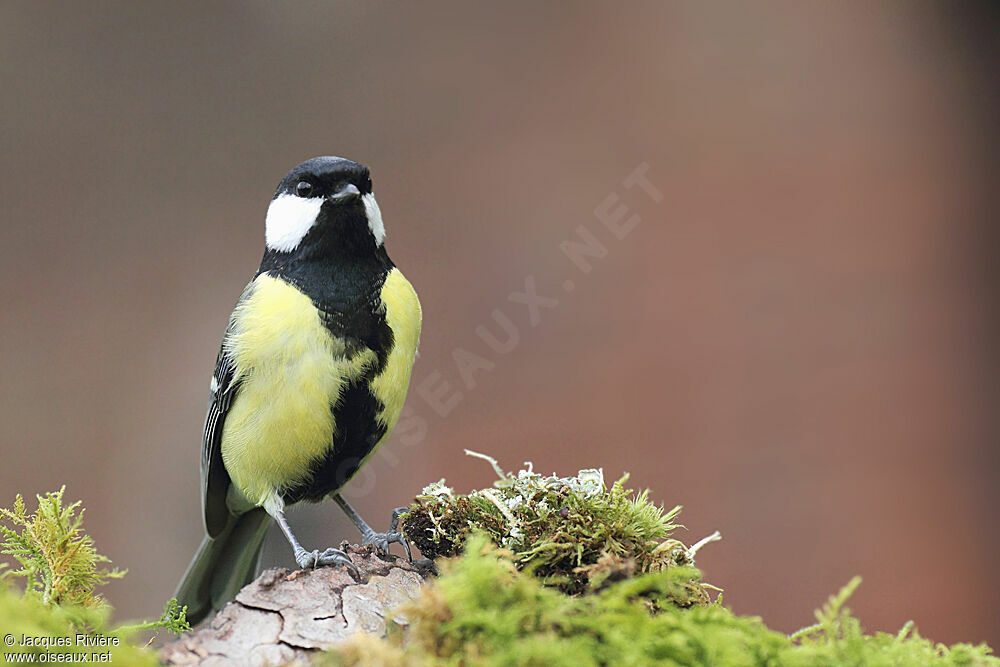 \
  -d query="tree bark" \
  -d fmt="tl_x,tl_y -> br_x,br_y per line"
160,545 -> 431,666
